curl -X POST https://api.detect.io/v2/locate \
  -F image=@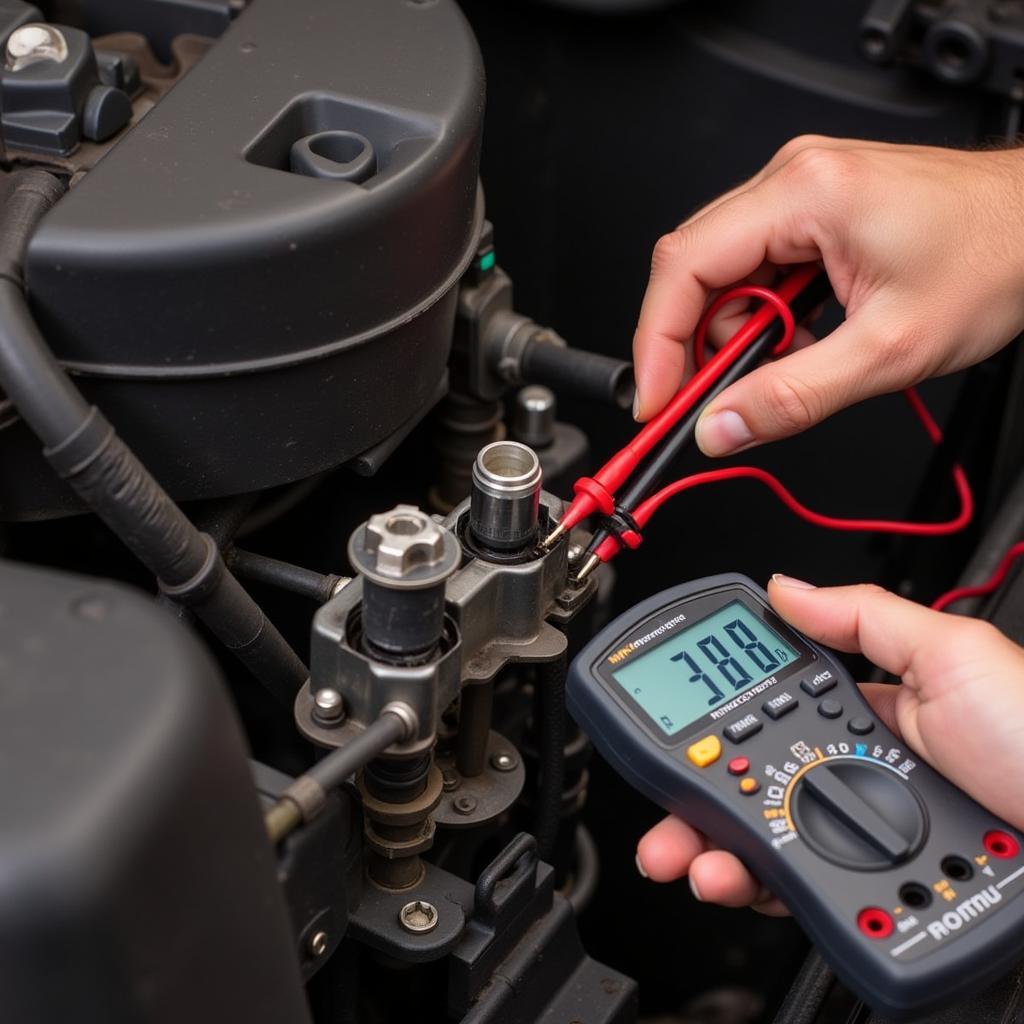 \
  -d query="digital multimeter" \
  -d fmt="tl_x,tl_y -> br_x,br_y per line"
567,574 -> 1024,1018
